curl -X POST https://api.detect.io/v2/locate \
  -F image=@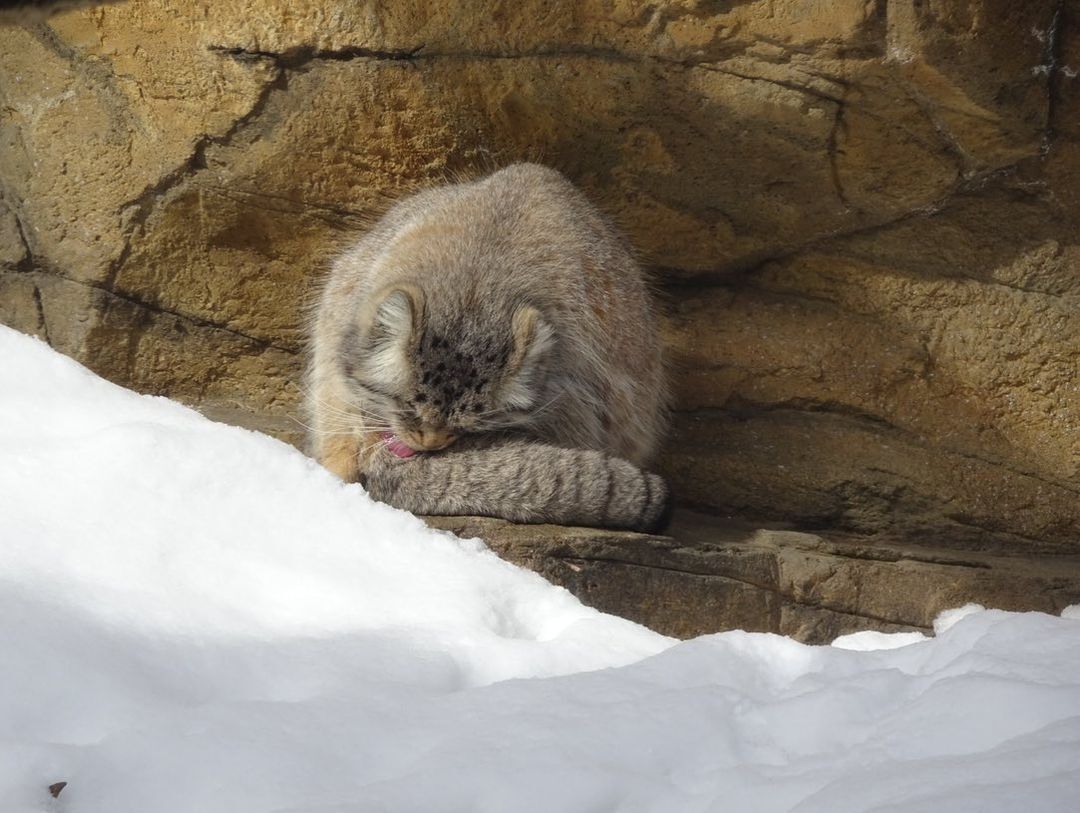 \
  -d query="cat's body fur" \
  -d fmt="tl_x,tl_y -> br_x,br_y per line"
306,163 -> 671,531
